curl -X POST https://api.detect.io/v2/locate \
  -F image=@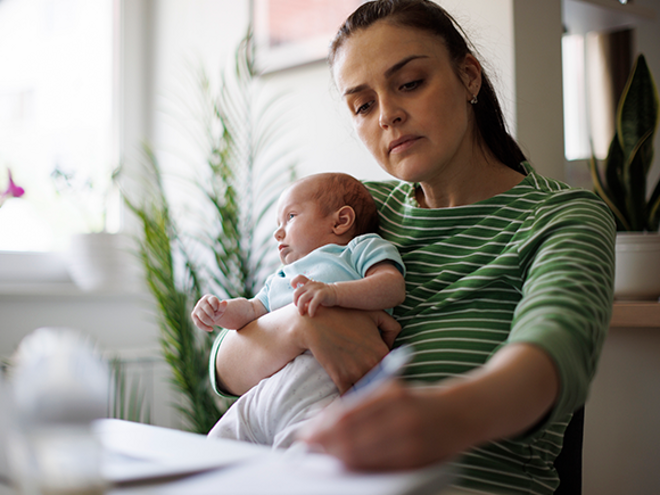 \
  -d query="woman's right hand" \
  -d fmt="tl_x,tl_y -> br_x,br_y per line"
290,306 -> 401,394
